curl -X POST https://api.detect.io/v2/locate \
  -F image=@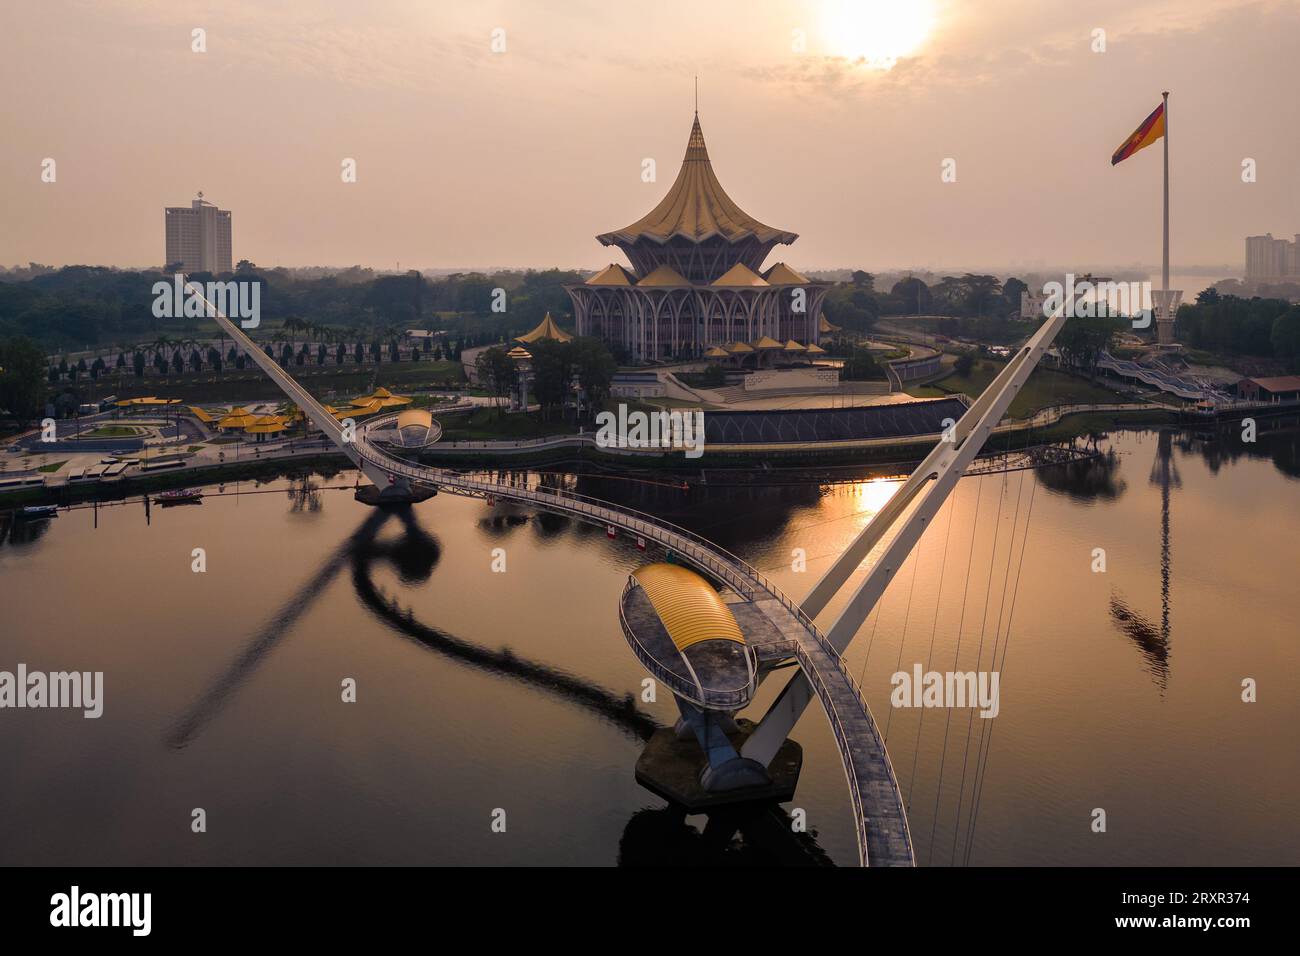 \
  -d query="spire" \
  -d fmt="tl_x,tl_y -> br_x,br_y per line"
684,113 -> 709,163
